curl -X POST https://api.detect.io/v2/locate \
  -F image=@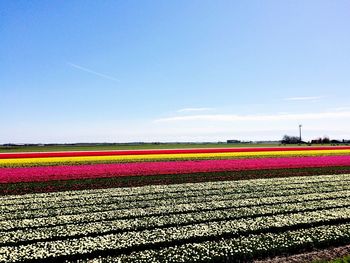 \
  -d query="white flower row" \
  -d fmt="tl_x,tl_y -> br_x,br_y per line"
92,223 -> 350,263
2,196 -> 350,244
2,181 -> 350,223
1,206 -> 350,262
3,175 -> 350,216
2,173 -> 349,206
2,189 -> 350,233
